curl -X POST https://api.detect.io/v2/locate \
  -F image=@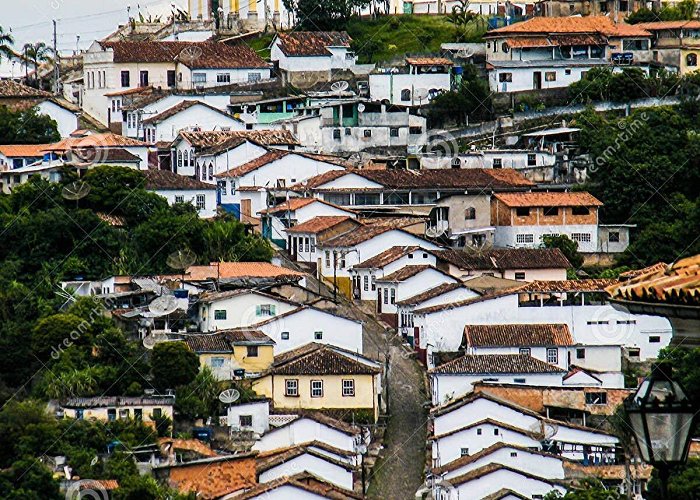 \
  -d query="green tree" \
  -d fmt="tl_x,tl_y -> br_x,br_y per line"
22,42 -> 53,89
542,234 -> 583,269
175,366 -> 221,420
544,478 -> 623,499
0,26 -> 14,62
0,105 -> 60,144
31,313 -> 91,362
0,457 -> 62,500
151,342 -> 199,391
427,64 -> 491,126
646,459 -> 700,499
283,0 -> 370,30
